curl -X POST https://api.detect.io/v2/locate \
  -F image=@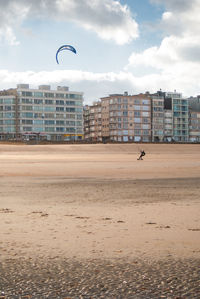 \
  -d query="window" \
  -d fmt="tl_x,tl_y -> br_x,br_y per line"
4,127 -> 16,132
45,100 -> 53,105
142,124 -> 150,129
56,100 -> 64,105
34,113 -> 43,118
76,114 -> 82,120
56,127 -> 64,132
21,98 -> 33,104
34,120 -> 43,125
22,91 -> 33,97
45,127 -> 55,132
134,118 -> 141,123
56,120 -> 65,125
21,112 -> 33,118
21,120 -> 33,125
5,119 -> 15,125
134,111 -> 140,117
142,99 -> 149,105
66,127 -> 75,133
142,106 -> 150,111
22,126 -> 33,131
5,106 -> 12,111
66,107 -> 75,112
56,93 -> 64,98
75,108 -> 83,113
143,130 -> 149,135
56,113 -> 64,119
56,107 -> 64,112
134,99 -> 140,104
134,105 -> 140,110
75,101 -> 82,106
123,130 -> 128,135
45,120 -> 55,125
4,98 -> 15,104
5,112 -> 15,118
142,112 -> 149,117
33,127 -> 44,132
66,121 -> 75,126
44,113 -> 54,118
66,114 -> 75,119
134,129 -> 141,135
35,99 -> 43,104
44,93 -> 54,98
34,92 -> 43,97
33,106 -> 43,111
143,118 -> 149,123
68,94 -> 79,99
76,121 -> 82,127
